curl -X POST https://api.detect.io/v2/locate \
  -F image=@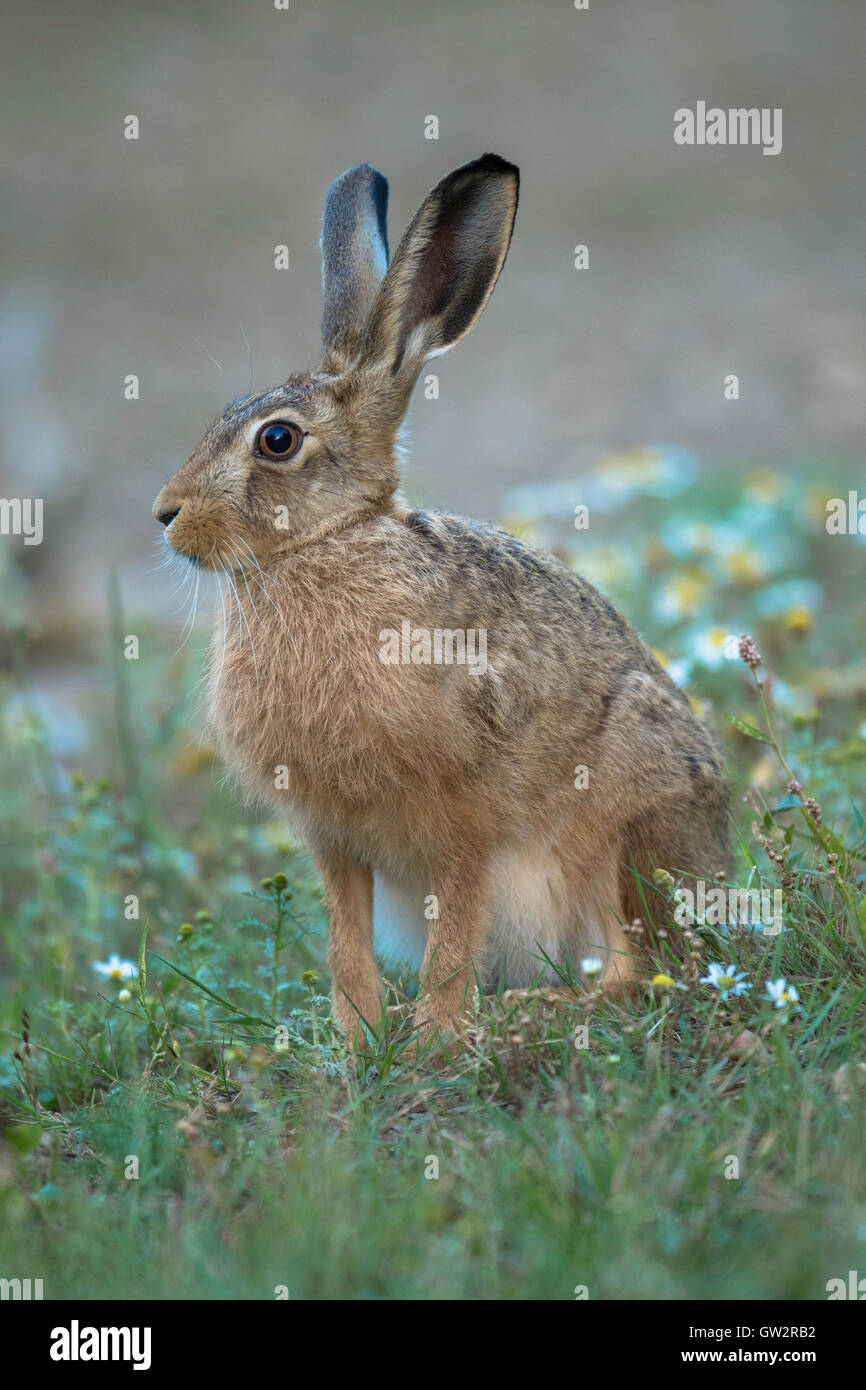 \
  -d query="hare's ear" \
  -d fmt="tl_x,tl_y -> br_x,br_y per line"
358,153 -> 518,386
320,163 -> 390,367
